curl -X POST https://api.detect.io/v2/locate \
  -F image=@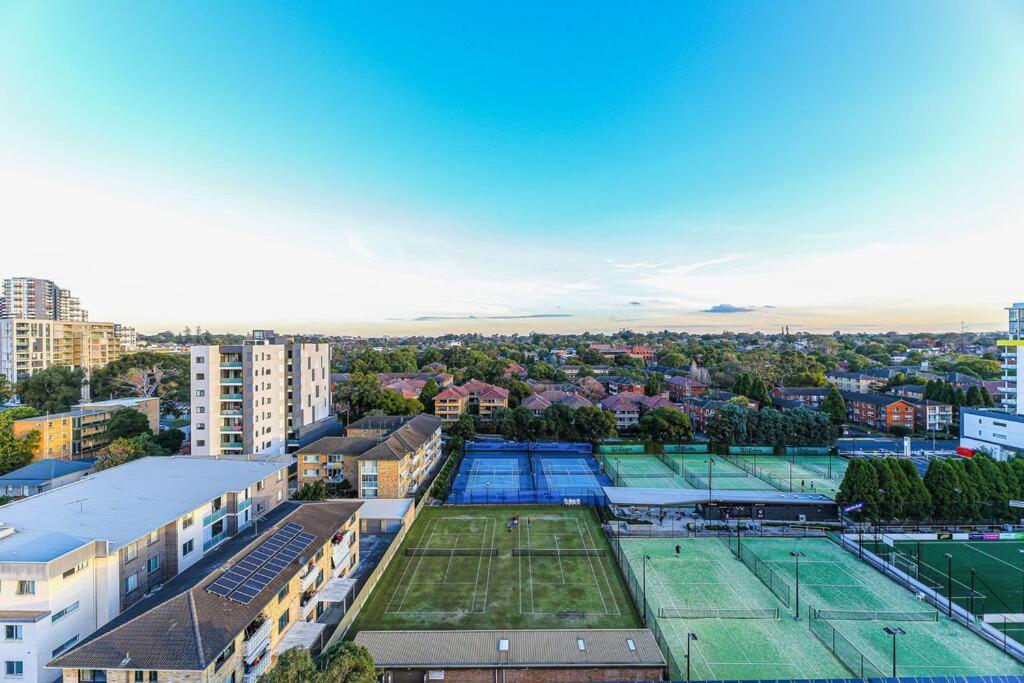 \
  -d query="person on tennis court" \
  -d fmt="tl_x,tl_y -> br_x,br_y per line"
675,544 -> 681,557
